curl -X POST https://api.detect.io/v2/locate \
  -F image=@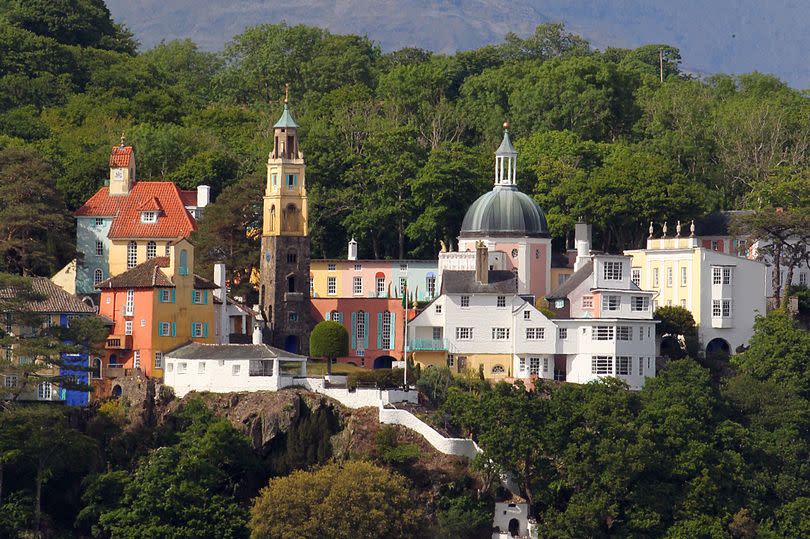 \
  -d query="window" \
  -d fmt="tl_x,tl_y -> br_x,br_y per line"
712,299 -> 732,317
286,174 -> 297,189
681,267 -> 688,287
95,218 -> 104,227
287,251 -> 297,263
518,358 -> 525,374
146,241 -> 156,259
127,241 -> 137,269
653,268 -> 659,287
141,319 -> 146,327
94,269 -> 103,286
601,295 -> 620,311
426,276 -> 436,297
435,304 -> 442,314
192,322 -> 203,337
666,267 -> 673,287
432,327 -> 442,340
327,277 -> 336,295
497,296 -> 506,308
376,277 -> 385,295
382,312 -> 393,349
455,327 -> 473,340
154,352 -> 163,369
631,268 -> 641,286
125,289 -> 134,315
272,173 -> 278,188
711,240 -> 719,251
543,358 -> 550,373
712,267 -> 732,284
526,327 -> 545,340
356,312 -> 366,344
400,263 -> 408,271
558,273 -> 568,286
680,299 -> 686,308
723,268 -> 732,284
198,362 -> 206,374
232,364 -> 241,375
133,350 -> 140,369
141,211 -> 157,223
591,356 -> 612,375
723,299 -> 732,317
491,327 -> 510,340
529,357 -> 541,376
159,322 -> 171,336
37,382 -> 52,400
593,326 -> 614,340
353,276 -> 362,295
616,326 -> 632,341
5,374 -> 17,388
582,296 -> 593,309
4,313 -> 11,333
639,326 -> 644,341
192,290 -> 202,304
492,365 -> 505,374
399,277 -> 406,296
631,296 -> 649,311
603,261 -> 623,280
329,311 -> 342,323
558,327 -> 568,340
354,263 -> 362,271
95,241 -> 103,256
160,289 -> 171,303
460,295 -> 470,308
800,272 -> 808,285
125,320 -> 133,335
736,239 -> 748,257
179,249 -> 188,276
327,263 -> 336,271
616,356 -> 631,375
524,310 -> 530,320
